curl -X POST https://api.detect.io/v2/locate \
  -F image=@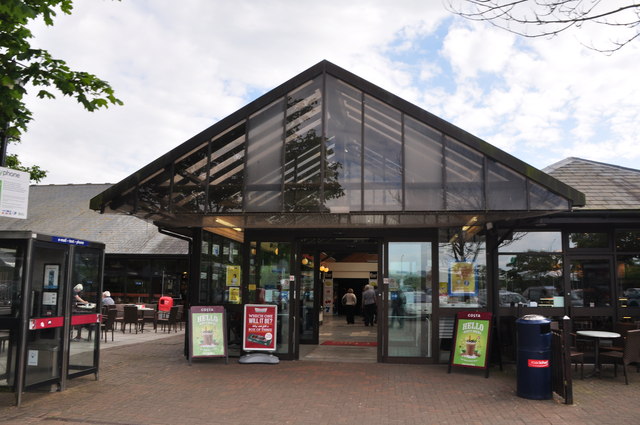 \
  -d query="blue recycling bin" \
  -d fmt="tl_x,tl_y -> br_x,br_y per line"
516,314 -> 552,400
